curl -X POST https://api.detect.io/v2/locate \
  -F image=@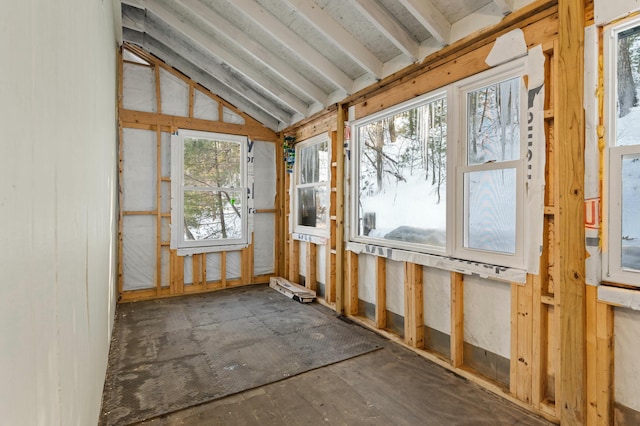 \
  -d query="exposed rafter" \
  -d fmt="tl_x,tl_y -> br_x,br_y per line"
352,0 -> 420,62
281,0 -> 384,78
397,0 -> 451,46
138,1 -> 297,125
180,0 -> 327,110
122,28 -> 281,130
122,6 -> 294,127
492,0 -> 515,15
229,0 -> 354,94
